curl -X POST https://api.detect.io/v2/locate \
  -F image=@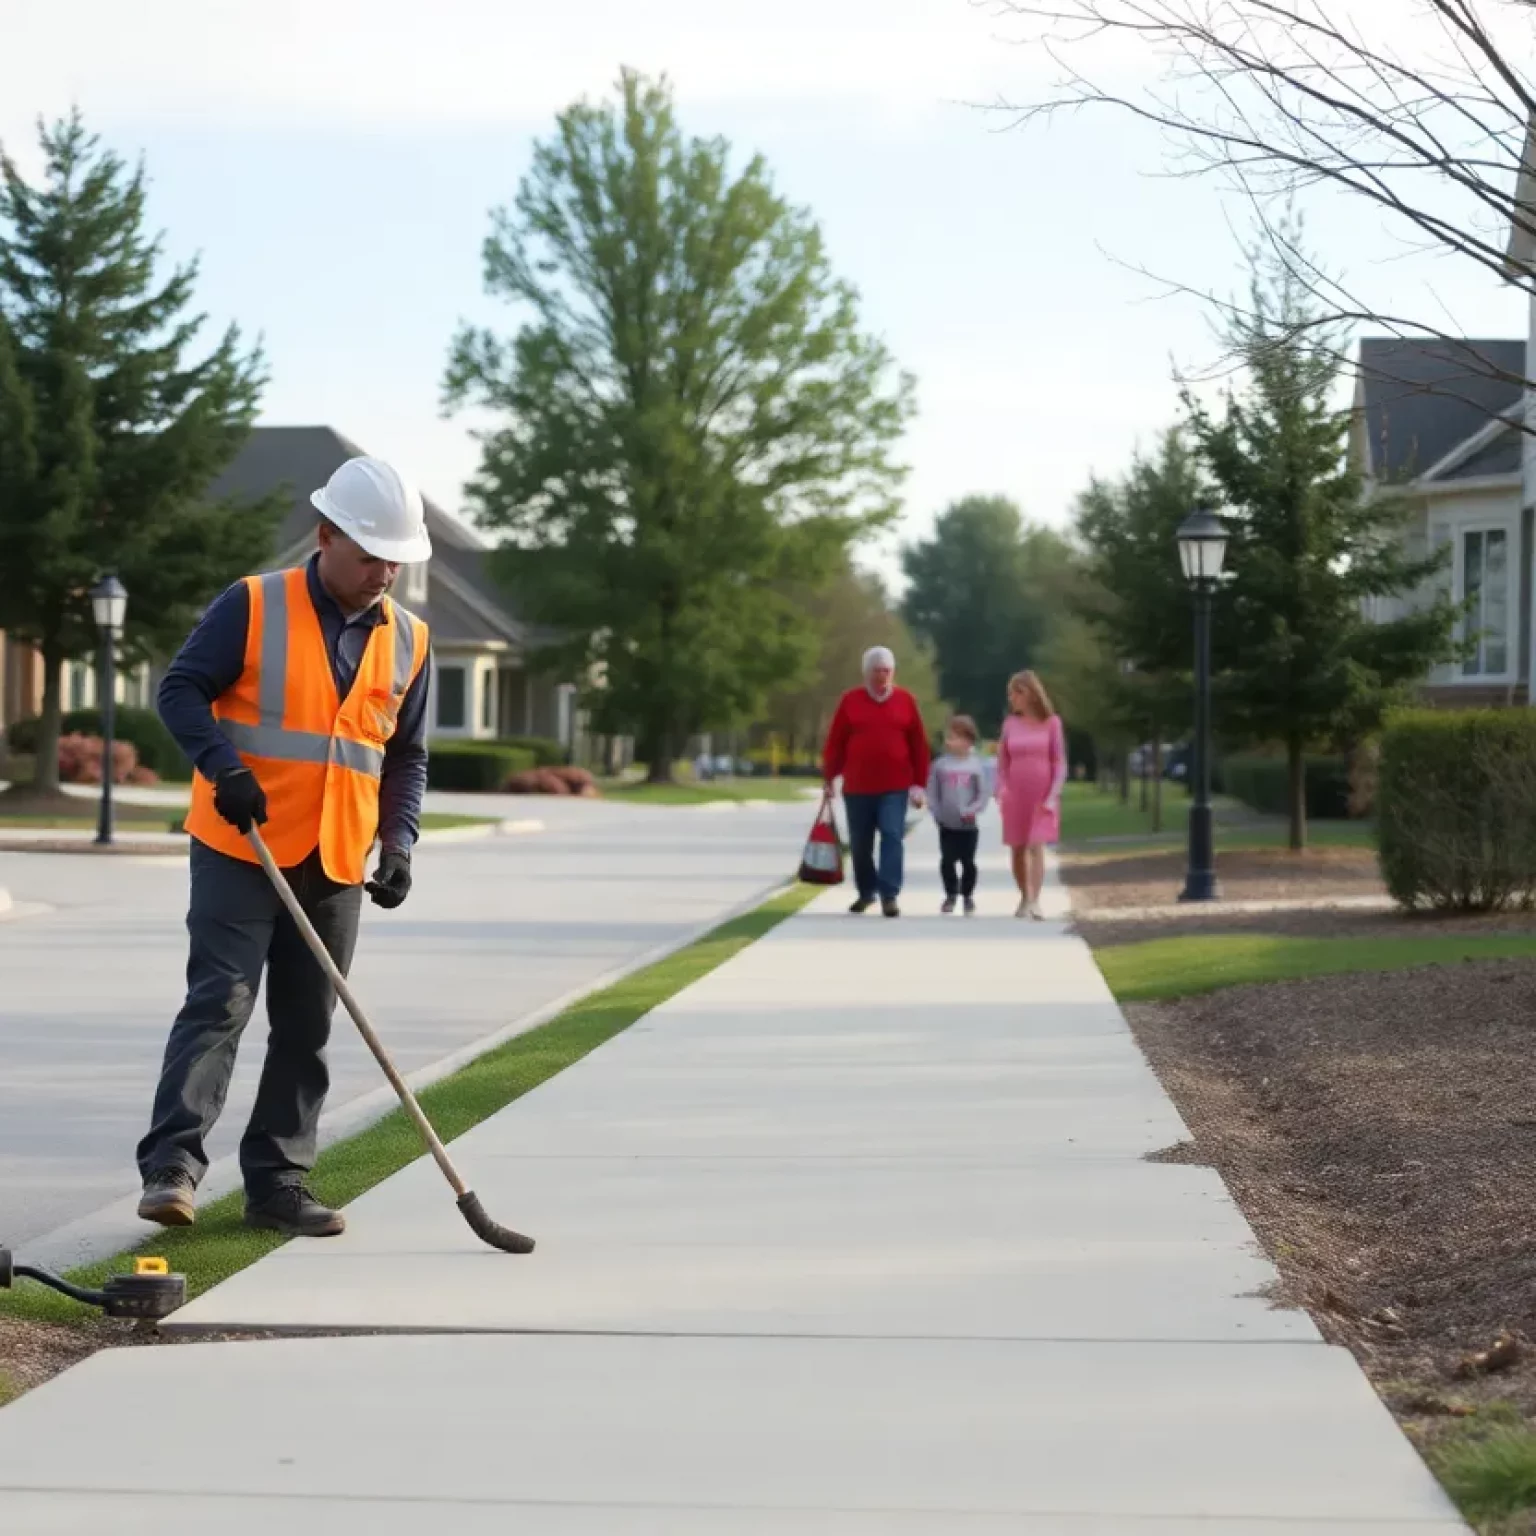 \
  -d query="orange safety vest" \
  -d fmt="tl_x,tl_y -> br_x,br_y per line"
184,566 -> 430,884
